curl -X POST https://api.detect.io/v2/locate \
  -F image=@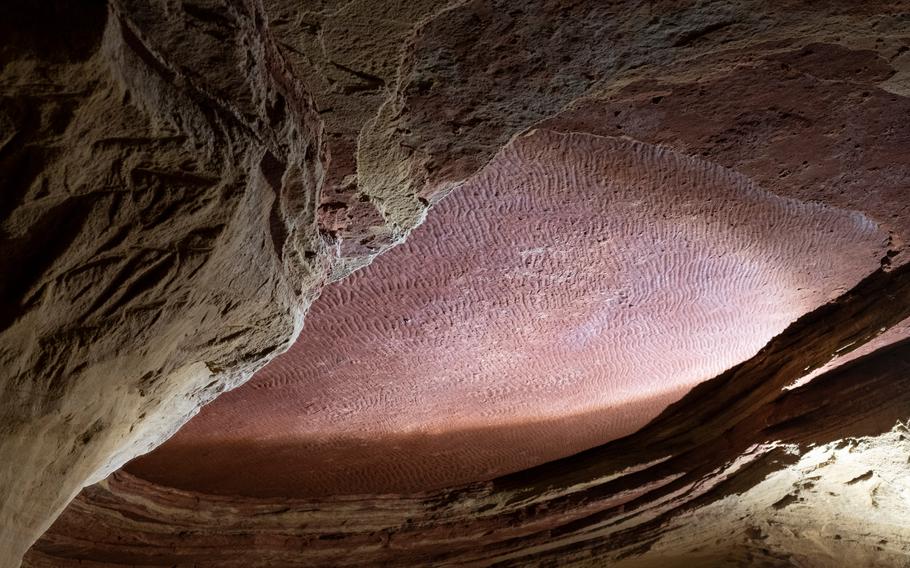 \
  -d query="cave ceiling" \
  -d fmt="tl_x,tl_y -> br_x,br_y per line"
1,1 -> 909,567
